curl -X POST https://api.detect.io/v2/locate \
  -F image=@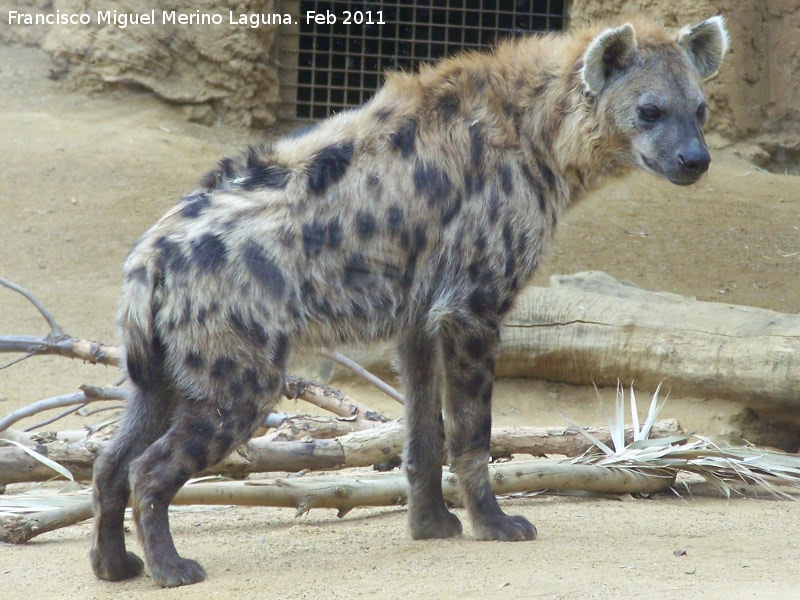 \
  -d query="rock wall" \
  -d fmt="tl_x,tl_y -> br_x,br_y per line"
1,0 -> 281,127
